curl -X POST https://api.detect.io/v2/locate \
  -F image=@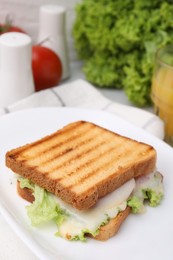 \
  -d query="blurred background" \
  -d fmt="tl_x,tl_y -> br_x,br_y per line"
0,0 -> 78,58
